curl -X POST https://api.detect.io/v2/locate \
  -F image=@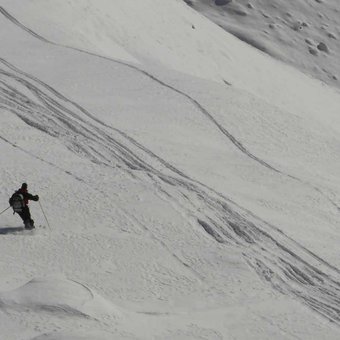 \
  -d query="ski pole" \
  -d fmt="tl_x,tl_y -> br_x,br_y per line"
0,206 -> 10,216
39,201 -> 52,231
